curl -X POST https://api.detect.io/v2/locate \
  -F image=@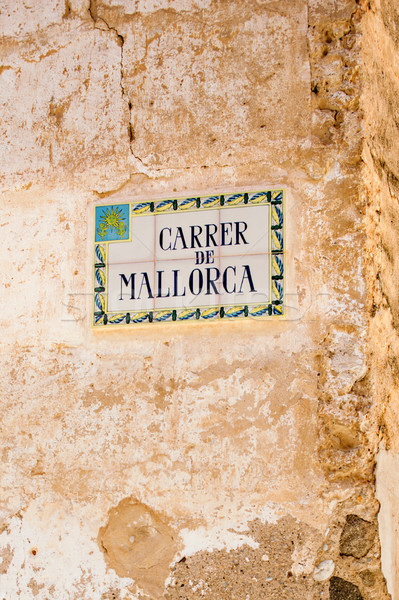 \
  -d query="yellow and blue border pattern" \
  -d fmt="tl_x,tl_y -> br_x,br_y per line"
93,189 -> 284,327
